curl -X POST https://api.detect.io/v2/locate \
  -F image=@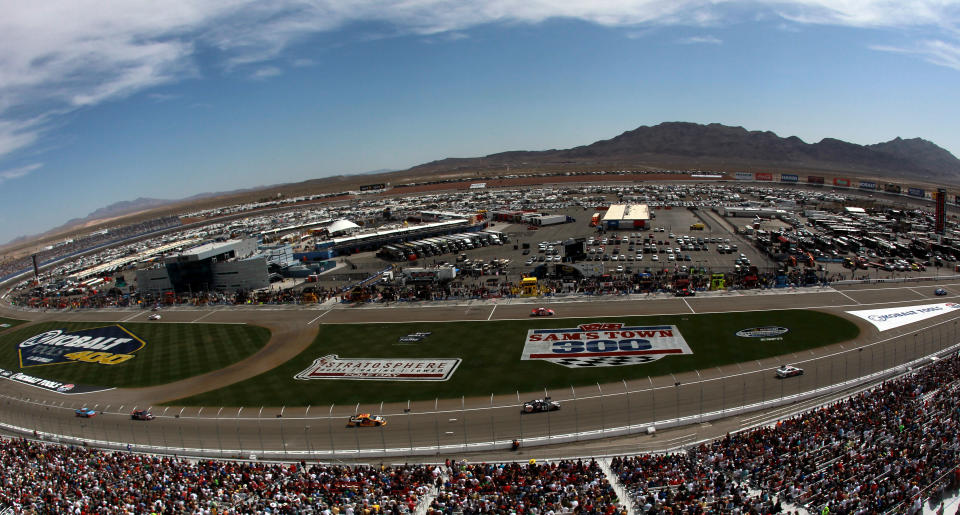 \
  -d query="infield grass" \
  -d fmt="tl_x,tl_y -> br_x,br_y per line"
0,322 -> 270,388
176,309 -> 859,406
0,318 -> 25,330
